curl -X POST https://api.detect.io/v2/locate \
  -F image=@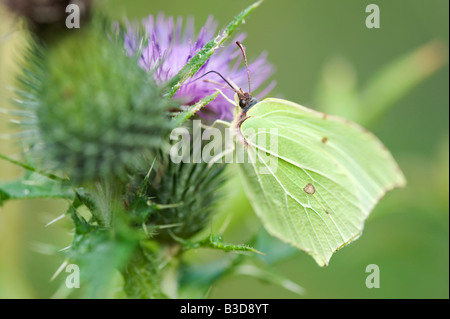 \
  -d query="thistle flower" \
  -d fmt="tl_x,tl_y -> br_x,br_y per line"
124,14 -> 275,121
